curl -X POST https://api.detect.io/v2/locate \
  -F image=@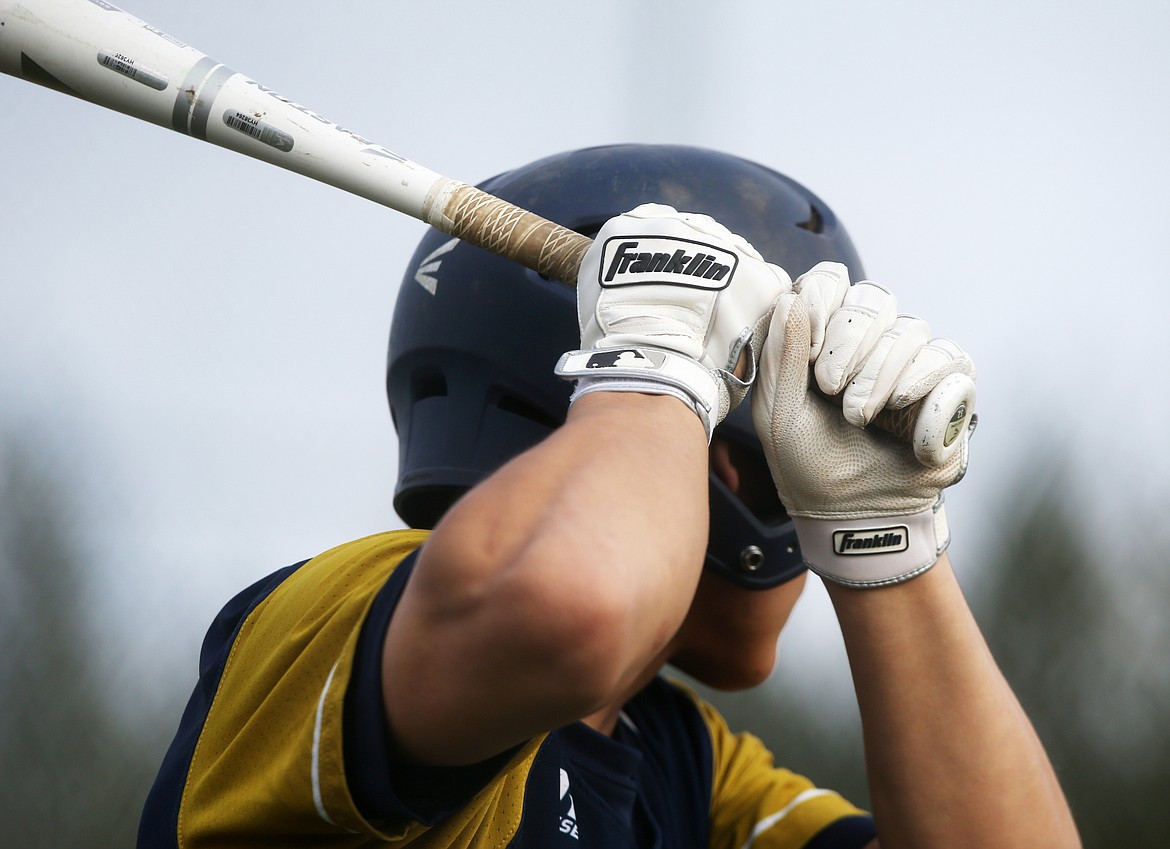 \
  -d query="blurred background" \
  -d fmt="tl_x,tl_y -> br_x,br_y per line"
2,0 -> 1168,845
